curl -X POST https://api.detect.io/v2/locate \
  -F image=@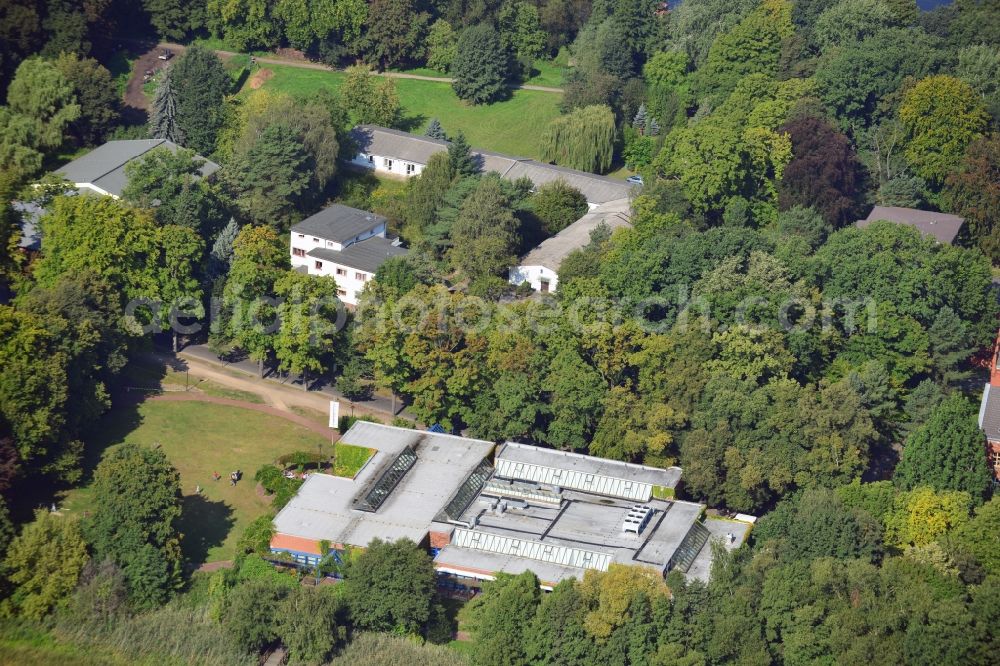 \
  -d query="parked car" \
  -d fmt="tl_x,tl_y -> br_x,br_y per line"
626,175 -> 644,186
158,49 -> 173,61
